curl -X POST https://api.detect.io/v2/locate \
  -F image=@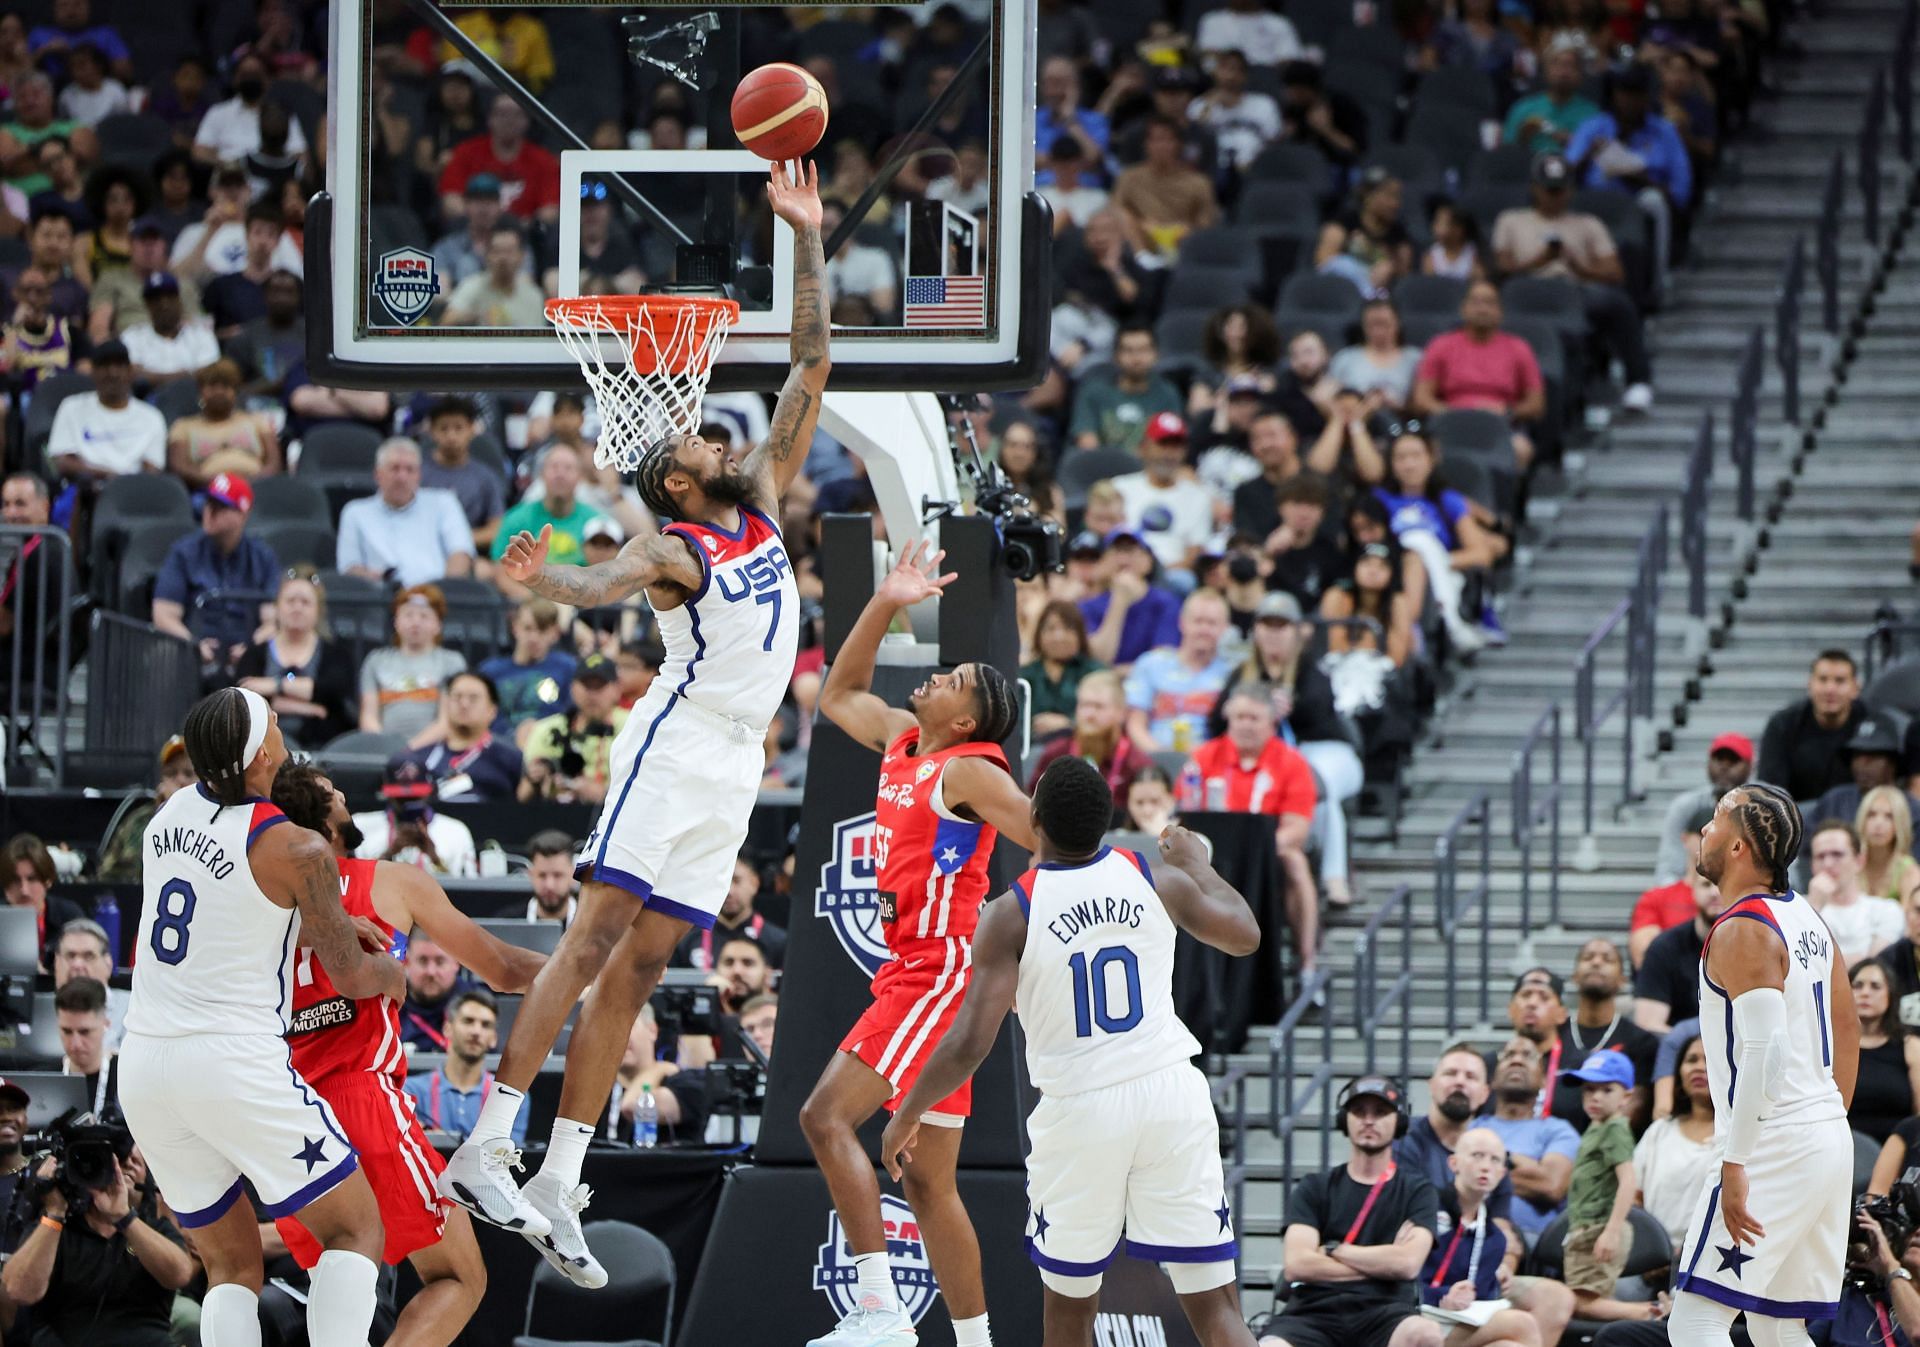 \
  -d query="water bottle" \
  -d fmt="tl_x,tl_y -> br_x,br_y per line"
635,1085 -> 659,1149
93,894 -> 121,968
